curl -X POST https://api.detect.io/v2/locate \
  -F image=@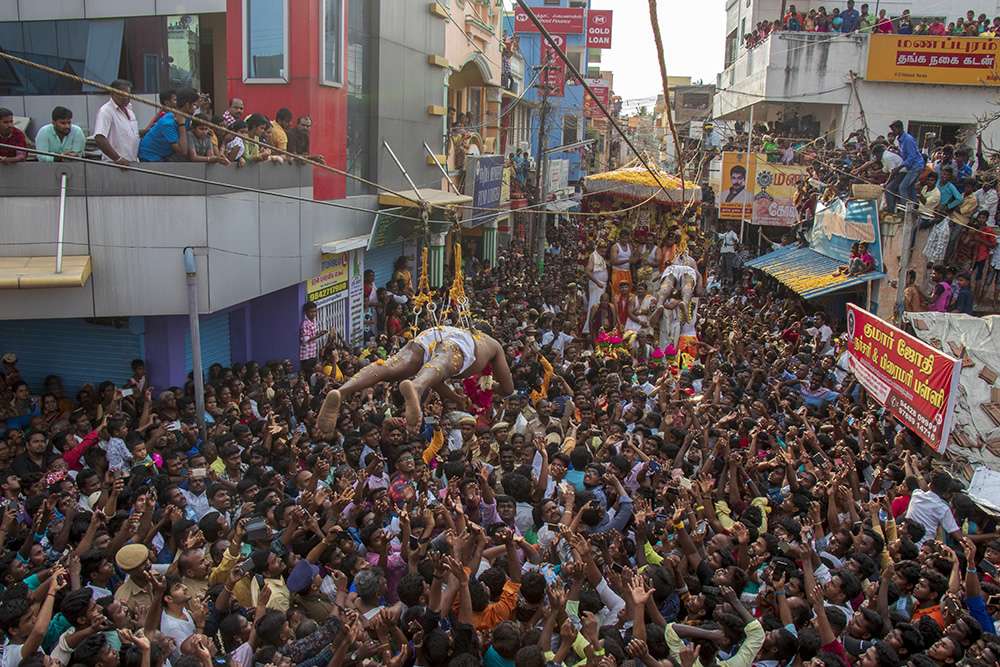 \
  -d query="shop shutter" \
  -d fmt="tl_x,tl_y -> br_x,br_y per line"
0,318 -> 144,394
365,243 -> 403,291
184,314 -> 232,374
